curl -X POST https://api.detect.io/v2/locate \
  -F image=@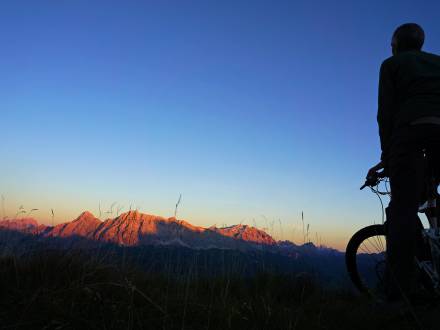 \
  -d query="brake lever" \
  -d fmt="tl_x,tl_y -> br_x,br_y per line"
360,171 -> 384,190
